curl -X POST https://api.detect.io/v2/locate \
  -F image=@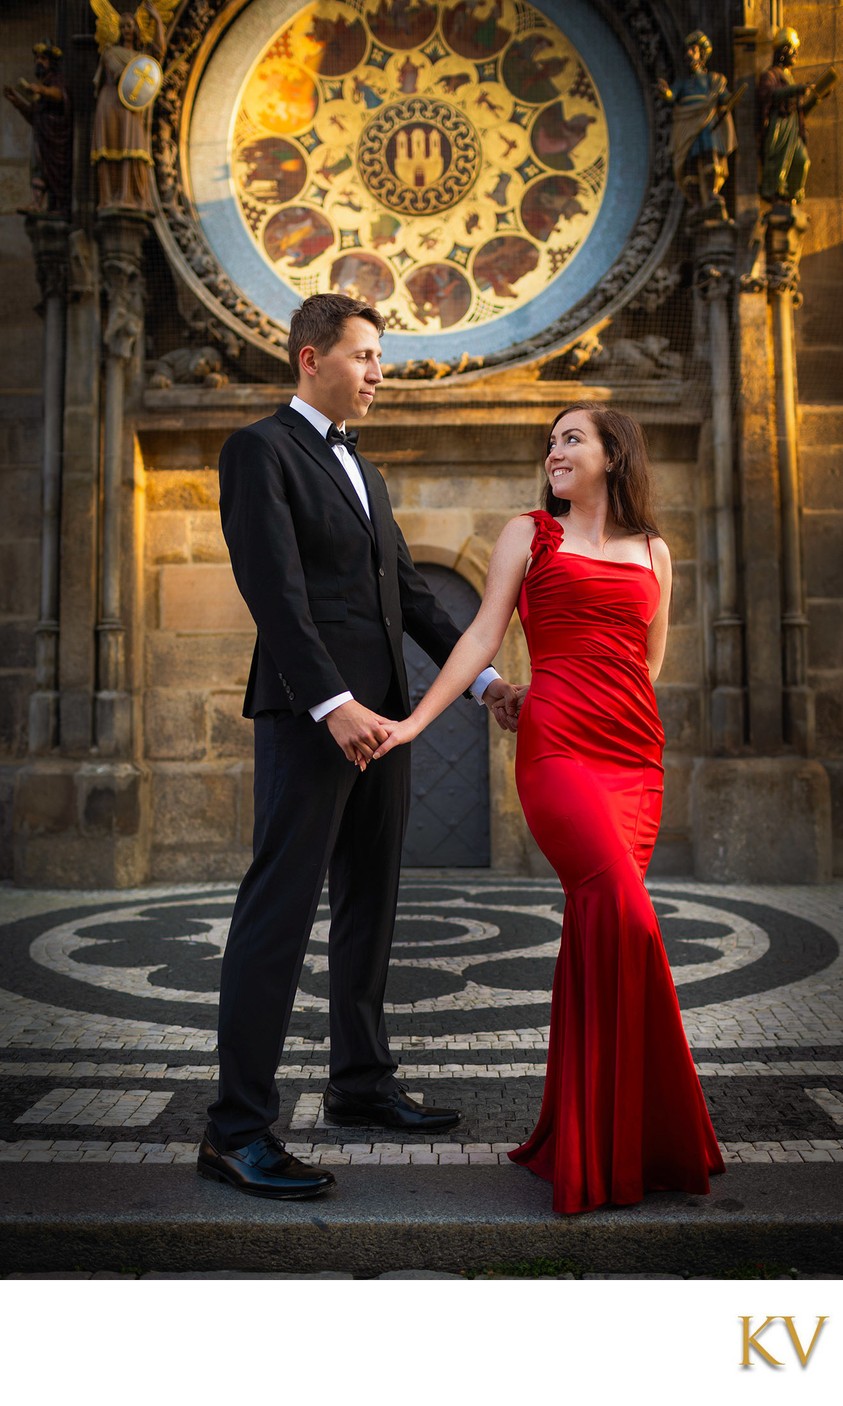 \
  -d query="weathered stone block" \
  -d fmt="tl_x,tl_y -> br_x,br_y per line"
144,689 -> 207,761
13,761 -> 151,887
799,406 -> 843,445
660,754 -> 692,835
815,680 -> 843,757
145,470 -> 219,511
149,841 -> 250,883
0,763 -> 17,877
144,633 -> 252,689
77,763 -> 146,837
151,764 -> 240,846
0,679 -> 29,756
188,512 -> 229,562
692,757 -> 832,882
158,562 -> 250,635
145,512 -> 189,564
658,625 -> 702,685
138,430 -> 227,474
0,620 -> 36,670
657,686 -> 703,750
807,602 -> 843,670
395,509 -> 474,555
653,461 -> 695,510
802,446 -> 843,511
208,693 -> 251,758
658,509 -> 697,562
797,348 -> 843,404
0,540 -> 39,615
644,423 -> 700,462
670,563 -> 698,627
159,564 -> 252,632
819,757 -> 843,875
804,511 -> 843,596
0,468 -> 41,537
